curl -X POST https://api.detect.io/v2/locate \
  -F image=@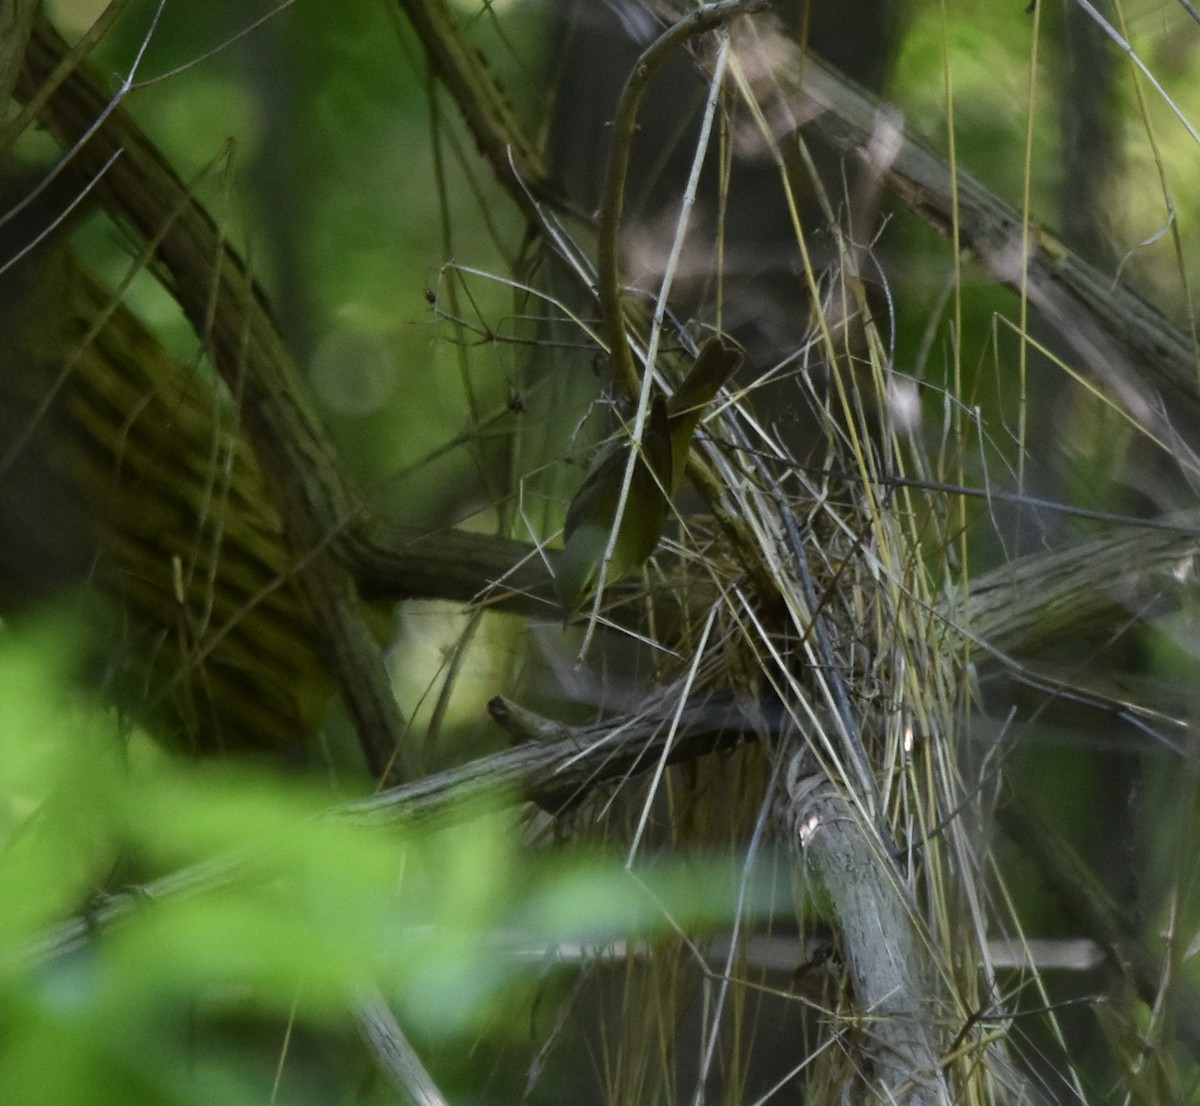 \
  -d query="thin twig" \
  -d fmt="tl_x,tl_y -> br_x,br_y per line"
355,988 -> 451,1106
596,0 -> 766,395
